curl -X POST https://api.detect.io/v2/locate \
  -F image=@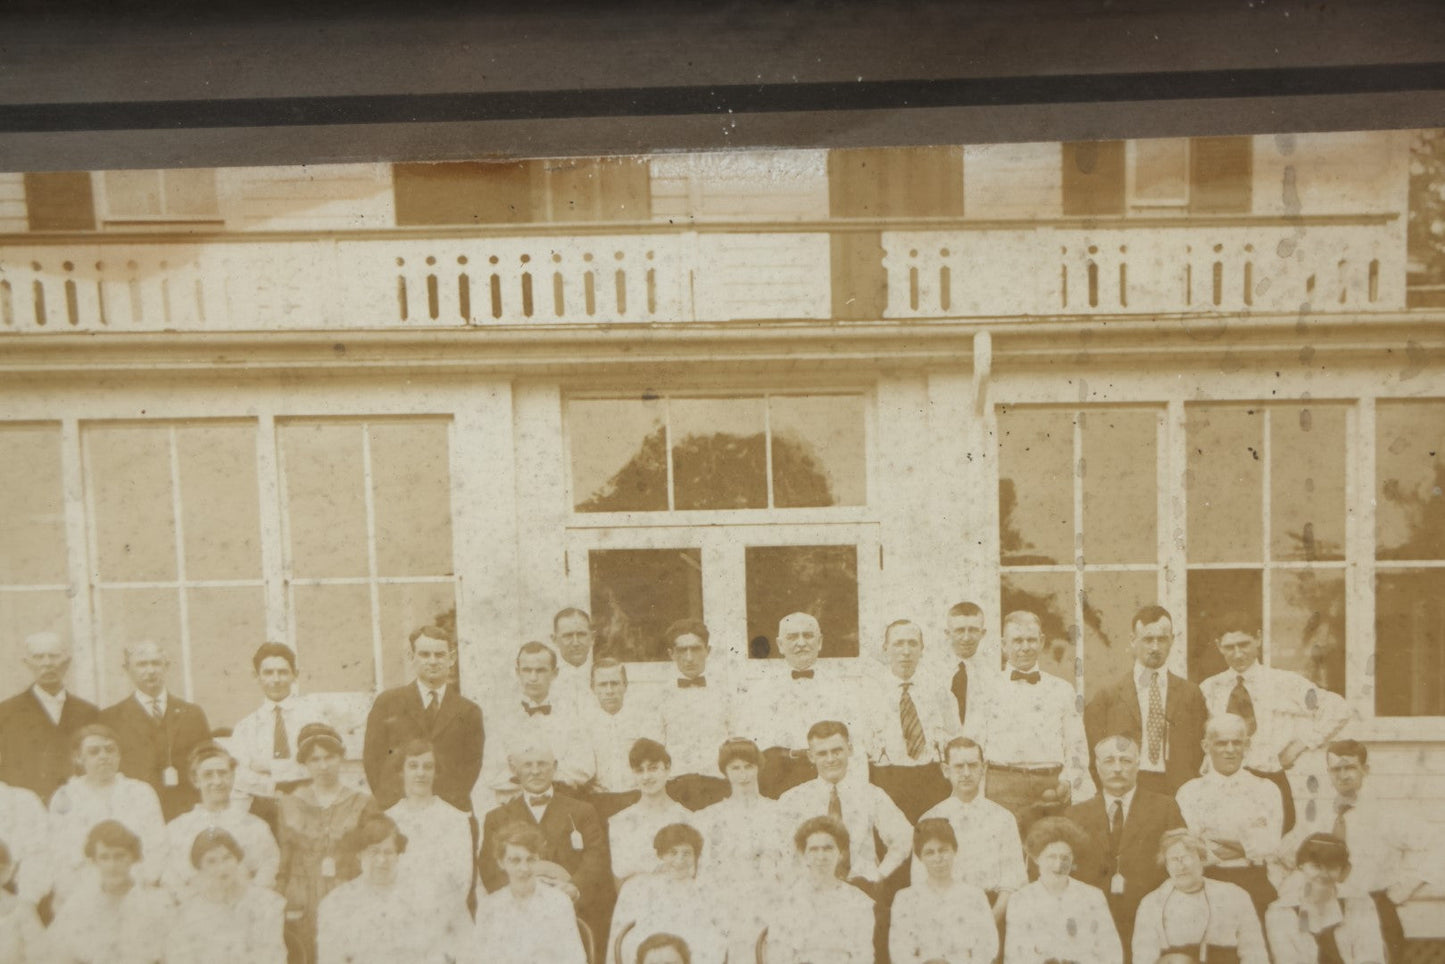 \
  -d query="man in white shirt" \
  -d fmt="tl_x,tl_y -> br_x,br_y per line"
226,642 -> 322,817
977,610 -> 1095,822
743,612 -> 862,798
1200,612 -> 1354,833
479,641 -> 594,806
864,619 -> 957,822
916,736 -> 1027,923
778,720 -> 912,891
944,601 -> 992,737
1278,739 -> 1428,961
582,658 -> 658,819
1176,712 -> 1283,917
656,619 -> 734,812
550,607 -> 597,714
